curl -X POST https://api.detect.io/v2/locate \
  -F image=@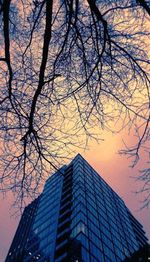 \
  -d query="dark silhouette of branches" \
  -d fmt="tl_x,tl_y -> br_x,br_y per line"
137,0 -> 150,16
0,0 -> 149,207
3,0 -> 13,99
